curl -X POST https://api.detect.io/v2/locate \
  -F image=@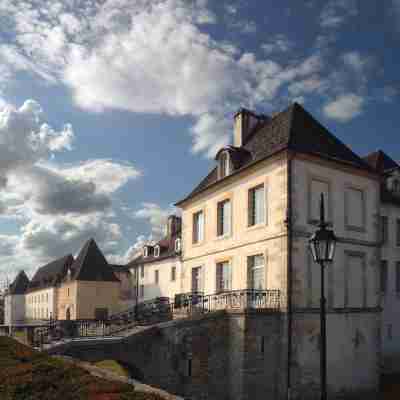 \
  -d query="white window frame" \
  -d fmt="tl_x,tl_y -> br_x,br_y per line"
154,245 -> 160,258
193,210 -> 205,244
218,151 -> 231,179
247,183 -> 267,228
247,254 -> 266,290
175,238 -> 181,253
143,246 -> 149,258
217,198 -> 232,238
216,260 -> 232,293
